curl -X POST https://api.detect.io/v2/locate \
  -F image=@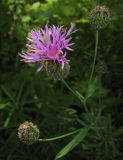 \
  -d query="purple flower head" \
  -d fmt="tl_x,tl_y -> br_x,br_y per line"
19,24 -> 75,72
